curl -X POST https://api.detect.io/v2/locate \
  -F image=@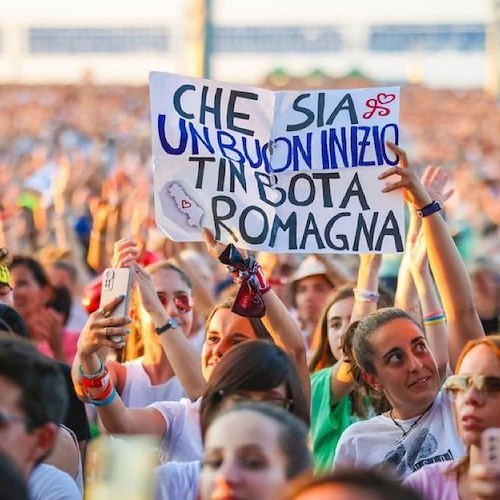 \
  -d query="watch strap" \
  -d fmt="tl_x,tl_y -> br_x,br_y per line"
155,318 -> 178,335
417,200 -> 442,218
